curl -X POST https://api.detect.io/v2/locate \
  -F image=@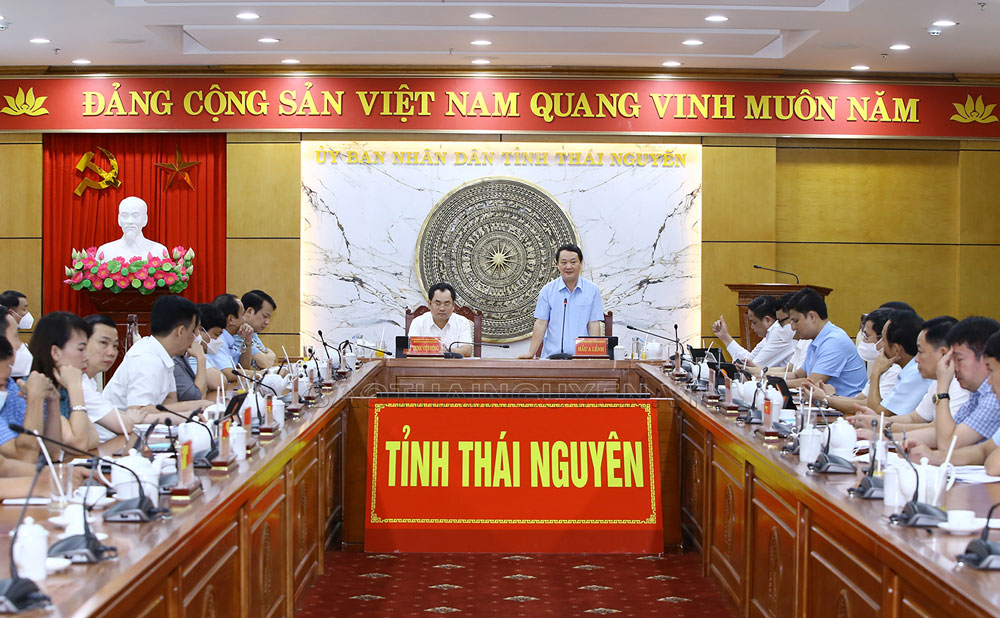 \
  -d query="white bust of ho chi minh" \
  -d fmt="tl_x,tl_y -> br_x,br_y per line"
96,196 -> 169,261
